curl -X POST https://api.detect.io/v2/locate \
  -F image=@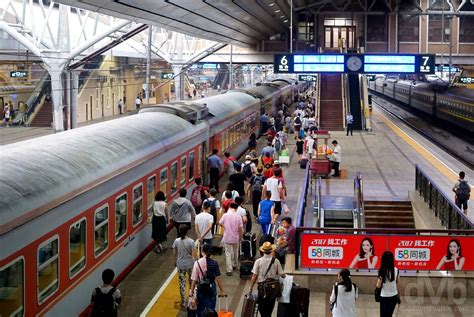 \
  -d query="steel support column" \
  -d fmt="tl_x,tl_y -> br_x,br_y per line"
71,71 -> 79,129
145,25 -> 152,102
